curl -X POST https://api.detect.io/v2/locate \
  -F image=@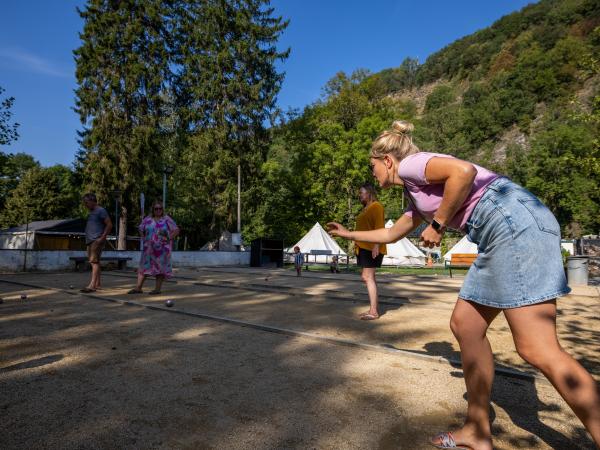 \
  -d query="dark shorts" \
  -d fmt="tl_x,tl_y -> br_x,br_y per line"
87,240 -> 105,264
356,248 -> 383,268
